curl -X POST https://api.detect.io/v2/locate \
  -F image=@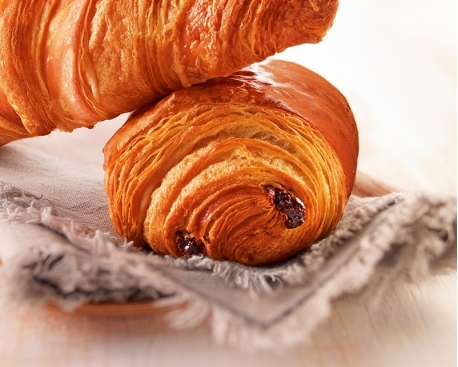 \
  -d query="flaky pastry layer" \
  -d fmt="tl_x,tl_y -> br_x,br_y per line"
0,0 -> 338,145
103,59 -> 358,266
